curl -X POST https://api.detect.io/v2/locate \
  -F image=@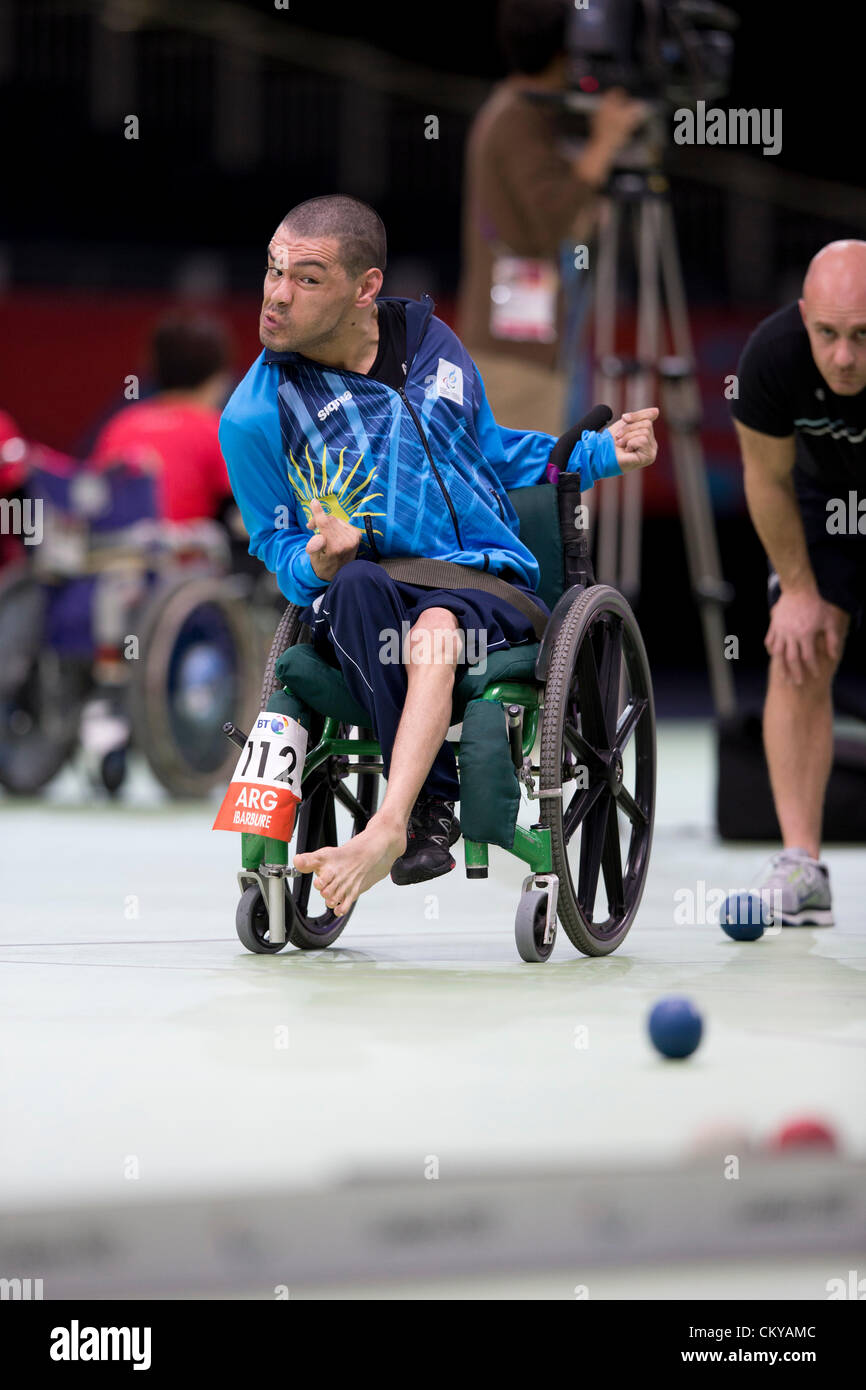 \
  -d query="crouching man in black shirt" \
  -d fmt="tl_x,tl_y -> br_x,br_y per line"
730,240 -> 866,925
